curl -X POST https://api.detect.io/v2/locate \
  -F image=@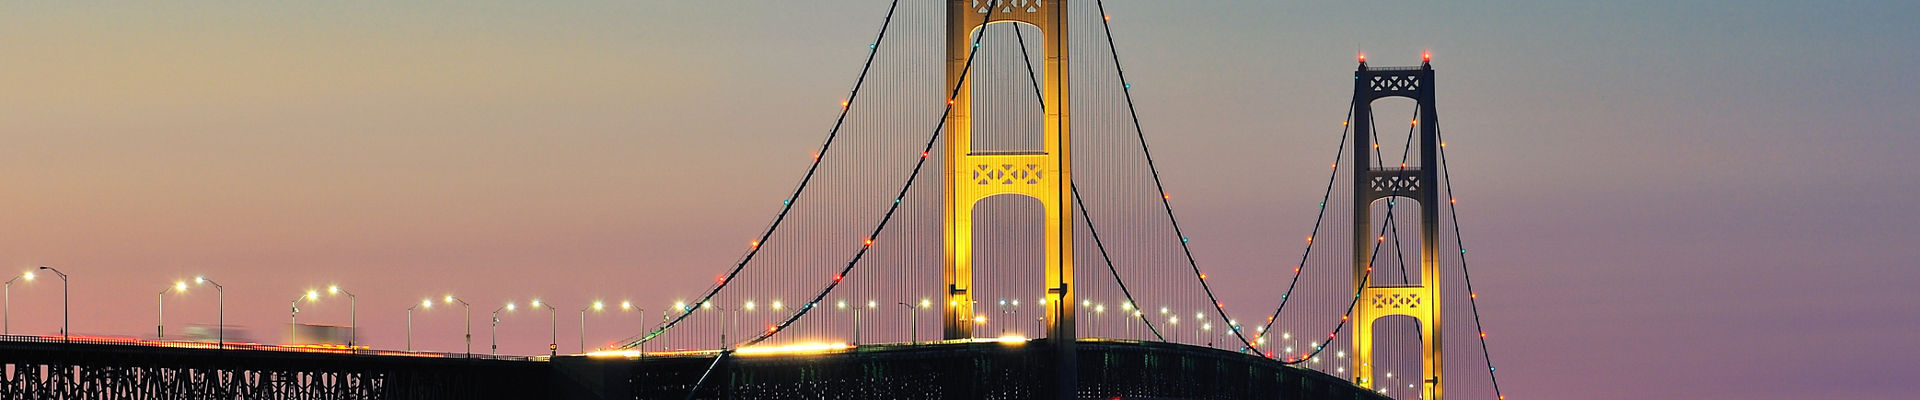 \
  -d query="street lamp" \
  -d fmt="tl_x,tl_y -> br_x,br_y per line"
38,267 -> 67,343
531,299 -> 557,357
444,295 -> 471,358
328,285 -> 357,347
844,300 -> 875,344
407,299 -> 430,351
291,290 -> 317,344
578,301 -> 602,353
492,302 -> 516,356
158,281 -> 187,338
900,299 -> 929,344
1094,304 -> 1105,339
194,276 -> 224,349
4,271 -> 33,335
